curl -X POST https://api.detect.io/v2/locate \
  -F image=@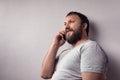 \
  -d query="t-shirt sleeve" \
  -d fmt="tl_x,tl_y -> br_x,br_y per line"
81,42 -> 107,73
